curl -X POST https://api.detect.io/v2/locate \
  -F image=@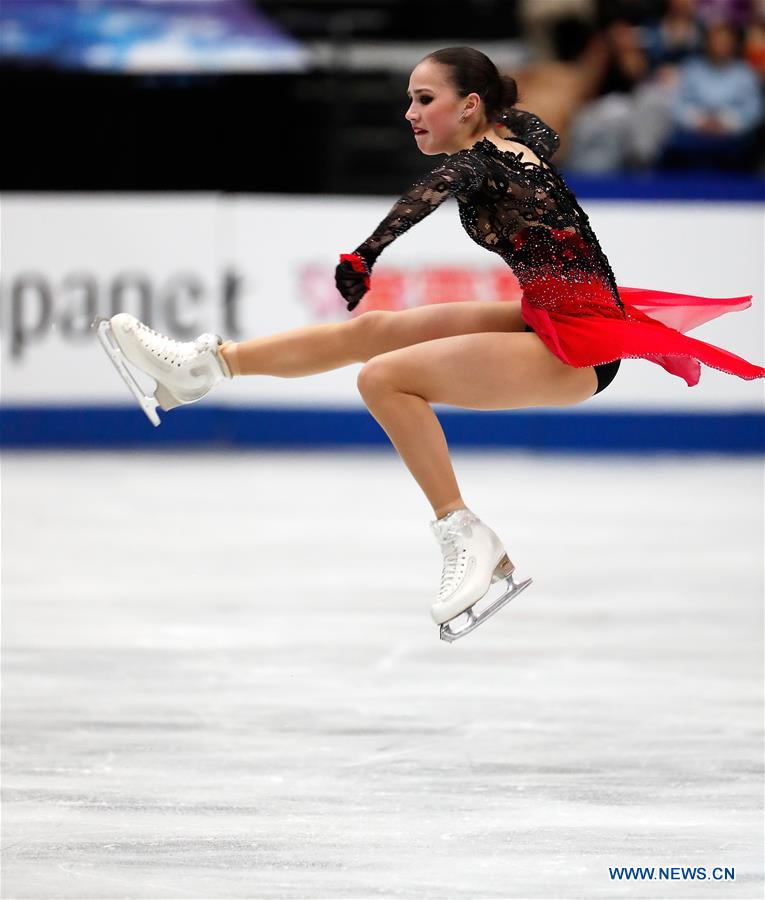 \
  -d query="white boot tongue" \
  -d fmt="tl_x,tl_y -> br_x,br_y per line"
194,333 -> 221,351
444,507 -> 475,522
431,507 -> 479,541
